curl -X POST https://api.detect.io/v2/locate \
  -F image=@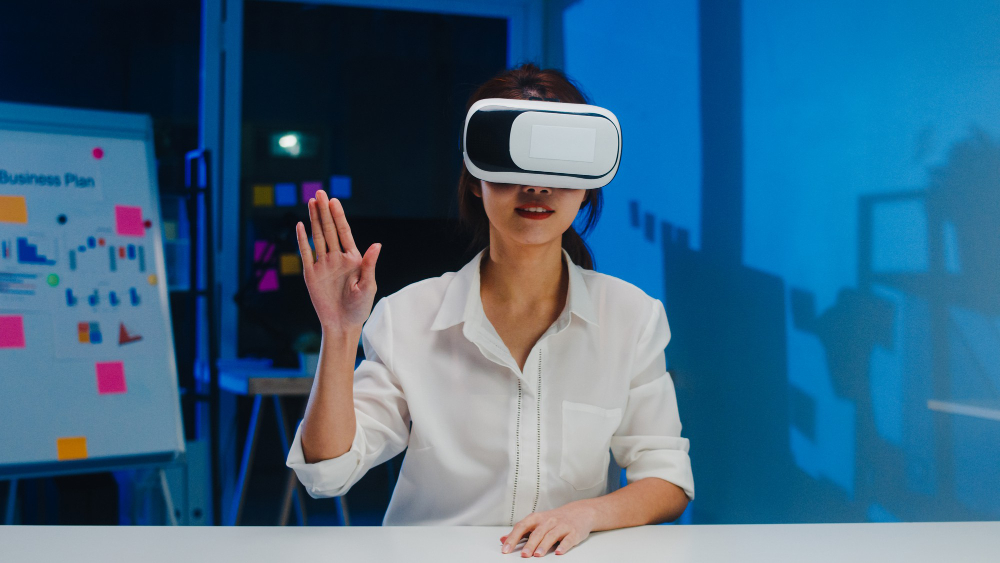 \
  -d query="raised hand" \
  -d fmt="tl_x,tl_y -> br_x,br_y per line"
295,190 -> 381,333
